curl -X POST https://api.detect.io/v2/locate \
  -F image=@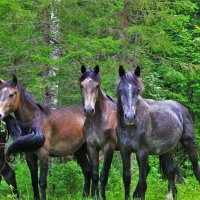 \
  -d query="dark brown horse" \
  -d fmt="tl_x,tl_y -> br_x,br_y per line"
0,126 -> 19,198
116,65 -> 200,200
80,65 -> 118,199
0,76 -> 91,200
